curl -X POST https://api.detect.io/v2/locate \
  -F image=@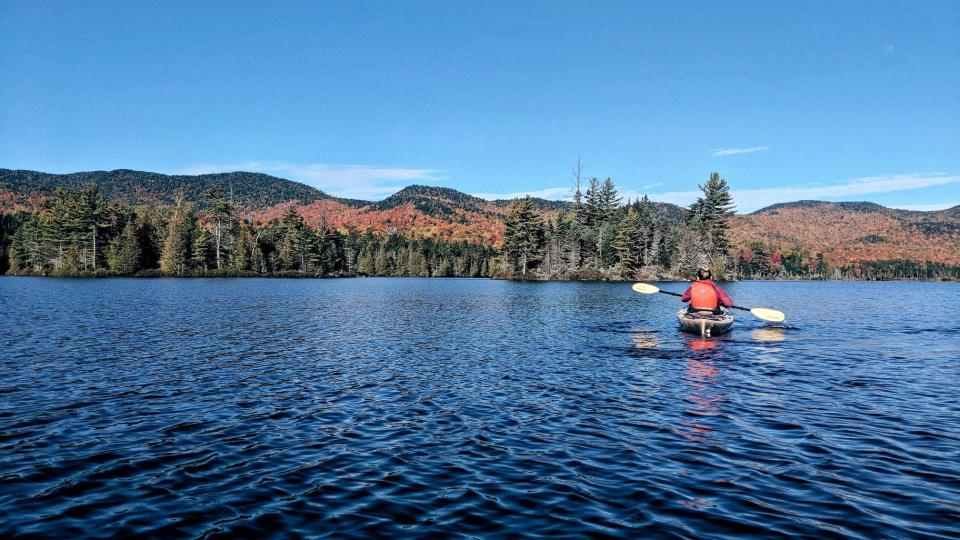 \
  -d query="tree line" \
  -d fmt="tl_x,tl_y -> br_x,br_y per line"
499,171 -> 960,281
1,185 -> 495,278
500,171 -> 738,280
2,176 -> 958,281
